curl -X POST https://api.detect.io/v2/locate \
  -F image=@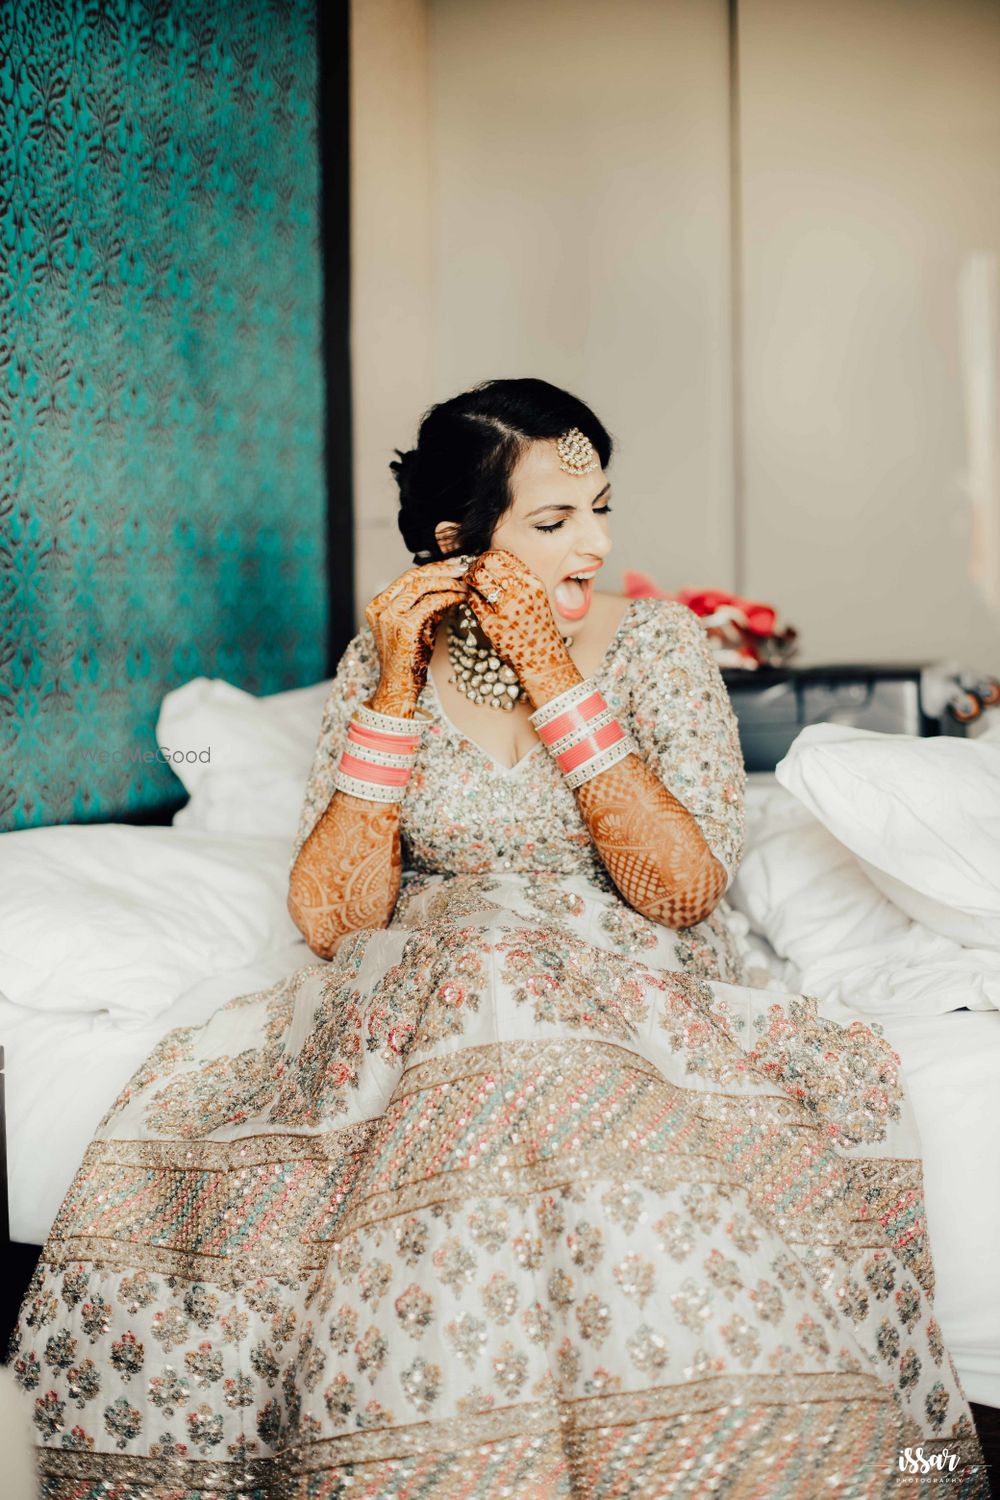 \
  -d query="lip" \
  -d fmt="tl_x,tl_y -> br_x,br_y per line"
559,563 -> 604,583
